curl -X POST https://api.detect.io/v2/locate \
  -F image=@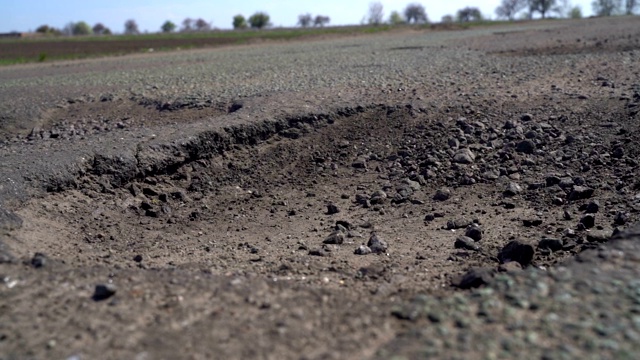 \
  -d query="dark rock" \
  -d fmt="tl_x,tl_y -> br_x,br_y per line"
309,247 -> 332,257
367,233 -> 388,254
352,159 -> 367,169
568,186 -> 594,201
584,200 -> 600,213
520,113 -> 533,122
464,226 -> 483,241
93,284 -> 117,301
433,188 -> 451,201
516,140 -> 536,154
452,268 -> 496,289
611,147 -> 624,159
354,245 -> 372,255
326,203 -> 340,215
370,190 -> 387,205
133,254 -> 143,262
454,236 -> 481,251
446,218 -> 472,230
498,240 -> 535,267
31,252 -> 47,268
580,214 -> 596,229
538,238 -> 563,252
323,231 -> 345,245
